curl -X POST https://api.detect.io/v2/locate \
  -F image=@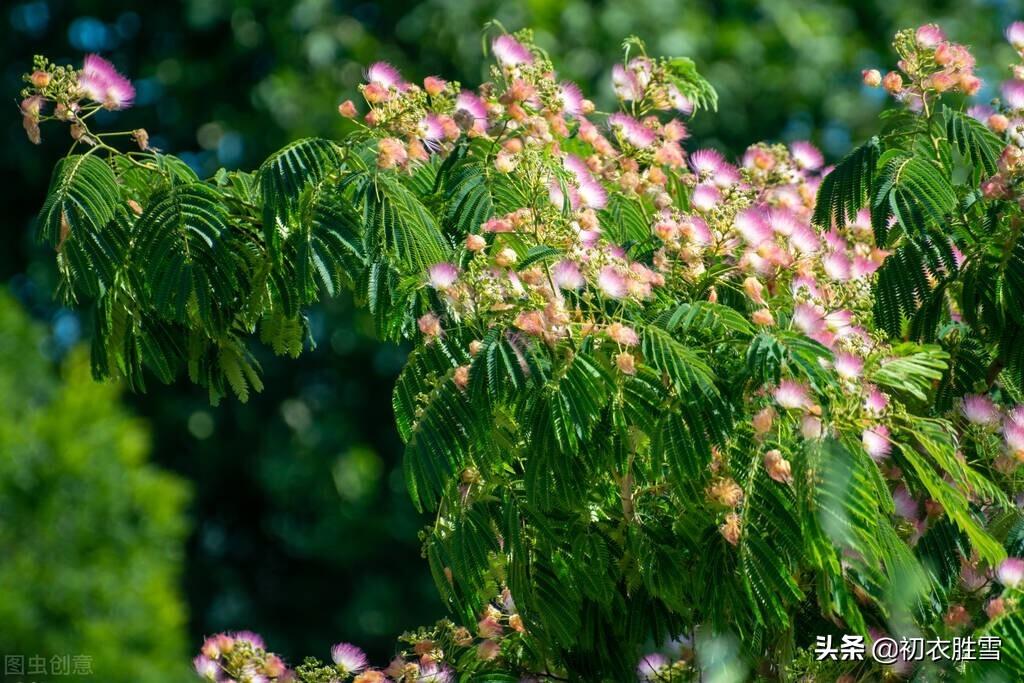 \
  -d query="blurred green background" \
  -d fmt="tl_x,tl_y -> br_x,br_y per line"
1,0 -> 1021,677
